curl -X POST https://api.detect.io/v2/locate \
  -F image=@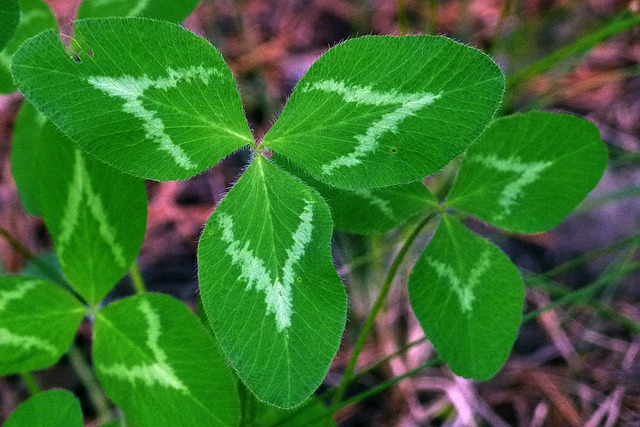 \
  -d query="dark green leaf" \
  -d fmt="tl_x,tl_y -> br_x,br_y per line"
11,101 -> 46,216
0,0 -> 19,51
0,0 -> 55,93
273,153 -> 436,234
78,0 -> 199,21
